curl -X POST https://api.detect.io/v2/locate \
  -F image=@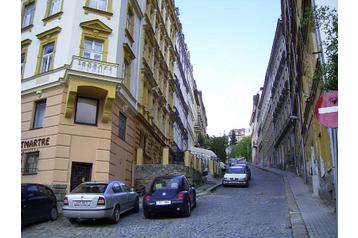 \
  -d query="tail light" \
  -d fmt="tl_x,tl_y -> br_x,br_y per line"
63,196 -> 68,206
97,196 -> 105,206
177,193 -> 185,200
144,195 -> 152,202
